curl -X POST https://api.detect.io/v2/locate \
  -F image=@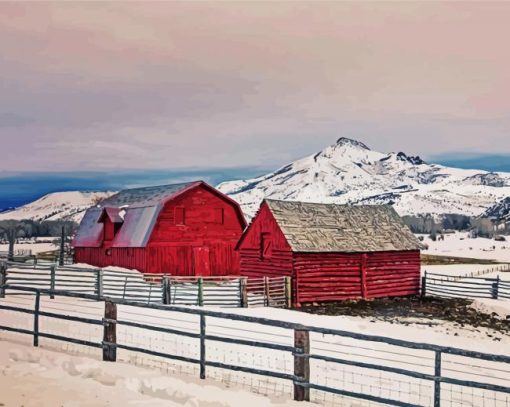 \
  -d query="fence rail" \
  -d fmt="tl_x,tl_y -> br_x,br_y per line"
423,272 -> 510,301
1,284 -> 510,406
0,261 -> 289,308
